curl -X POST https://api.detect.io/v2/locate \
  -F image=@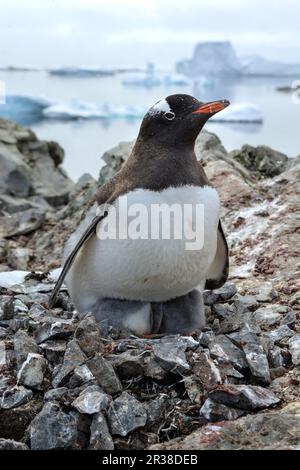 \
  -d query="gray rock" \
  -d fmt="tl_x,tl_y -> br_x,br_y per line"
52,339 -> 87,388
0,439 -> 29,450
108,392 -> 147,436
8,247 -> 31,270
209,384 -> 280,410
107,350 -> 145,379
212,303 -> 236,319
268,345 -> 285,368
152,336 -> 193,373
255,282 -> 278,302
146,396 -> 169,428
265,325 -> 294,345
39,340 -> 67,363
200,398 -> 245,422
144,356 -> 167,380
30,402 -> 79,449
0,296 -> 14,320
89,412 -> 114,450
238,332 -> 271,385
184,376 -> 203,404
72,385 -> 110,414
288,334 -> 300,366
0,385 -> 33,409
233,294 -> 259,314
213,283 -> 237,301
281,310 -> 297,327
209,335 -> 247,371
35,320 -> 74,344
69,364 -> 95,387
87,353 -> 122,395
17,353 -> 47,389
231,144 -> 288,178
253,306 -> 282,328
192,350 -> 222,390
198,330 -> 215,347
75,314 -> 103,357
14,330 -> 39,369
